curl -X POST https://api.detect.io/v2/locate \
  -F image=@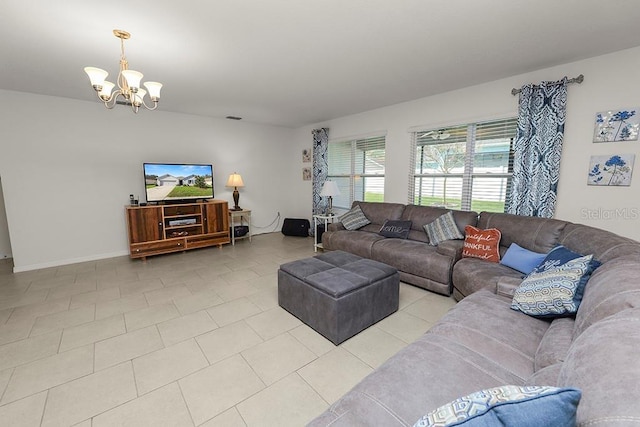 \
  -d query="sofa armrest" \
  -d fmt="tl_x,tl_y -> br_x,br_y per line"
496,276 -> 523,299
327,222 -> 345,232
436,240 -> 465,259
